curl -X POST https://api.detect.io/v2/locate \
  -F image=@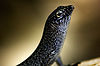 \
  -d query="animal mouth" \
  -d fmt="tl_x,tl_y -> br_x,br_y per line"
65,5 -> 74,16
